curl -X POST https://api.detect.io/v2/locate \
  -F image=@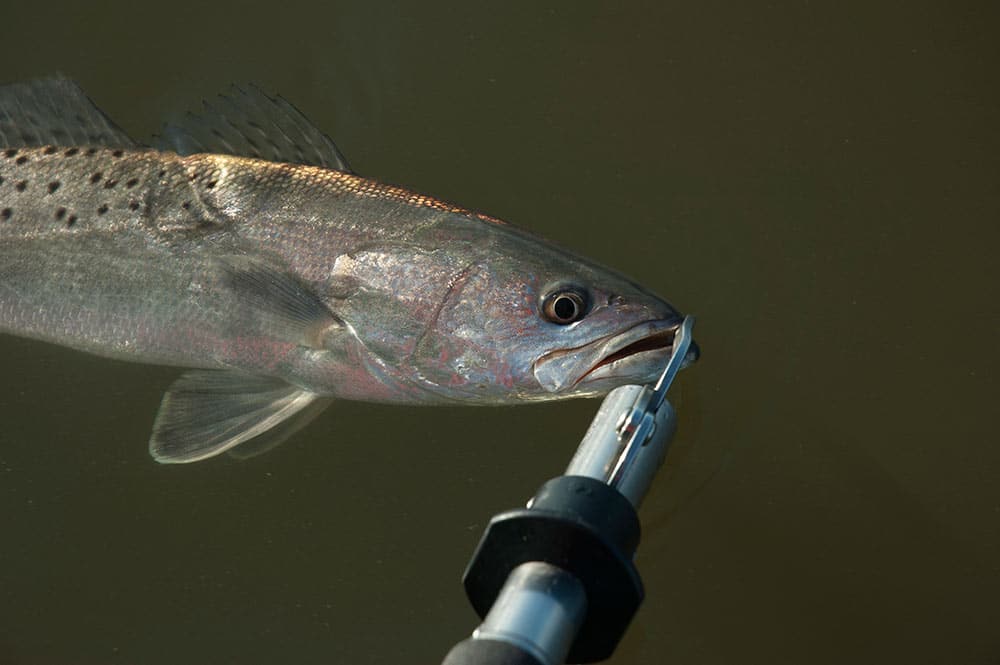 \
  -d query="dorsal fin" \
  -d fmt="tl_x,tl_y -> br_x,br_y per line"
158,85 -> 353,172
0,77 -> 137,148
